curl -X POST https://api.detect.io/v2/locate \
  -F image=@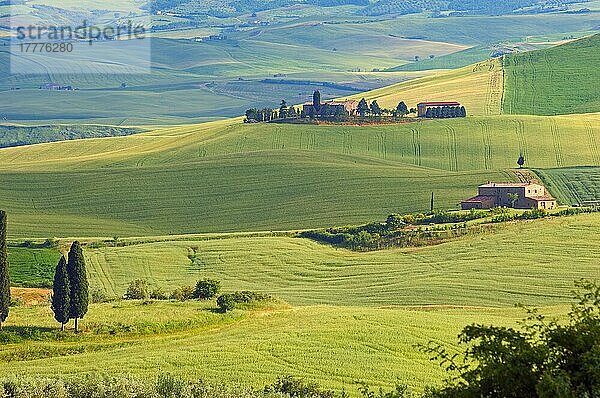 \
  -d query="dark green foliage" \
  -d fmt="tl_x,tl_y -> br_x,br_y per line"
395,101 -> 408,117
422,281 -> 600,397
194,279 -> 221,300
357,98 -> 369,117
313,90 -> 321,113
265,375 -> 335,398
124,279 -> 150,300
0,211 -> 9,329
217,293 -> 237,312
217,291 -> 270,312
51,256 -> 70,330
370,100 -> 382,116
67,241 -> 88,332
150,287 -> 168,300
